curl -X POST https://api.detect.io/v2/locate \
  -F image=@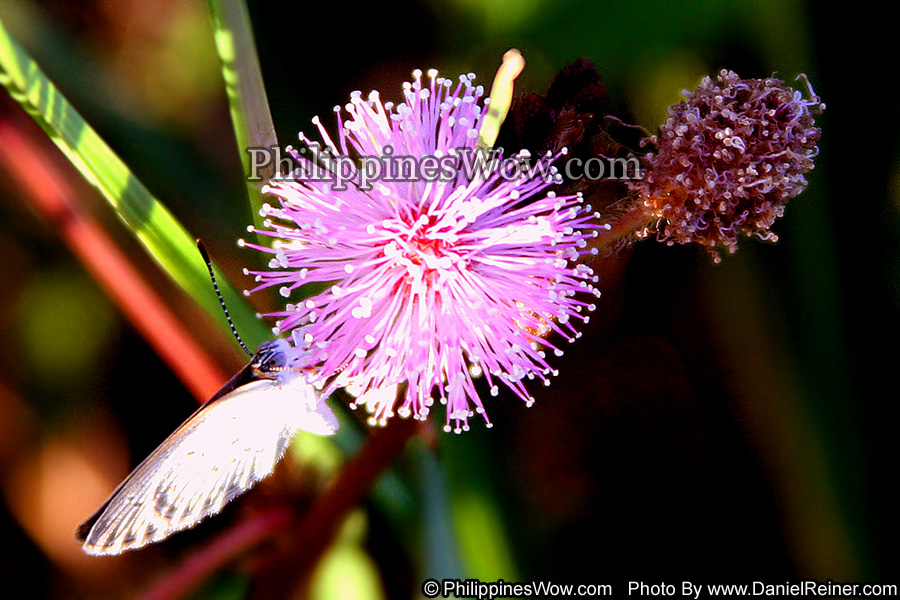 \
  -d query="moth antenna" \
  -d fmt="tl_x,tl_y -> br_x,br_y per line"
197,239 -> 253,357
